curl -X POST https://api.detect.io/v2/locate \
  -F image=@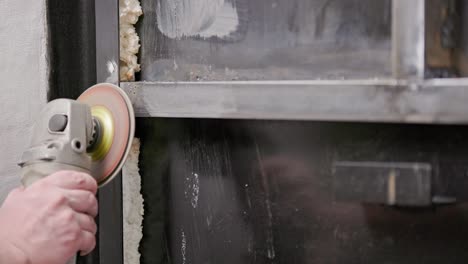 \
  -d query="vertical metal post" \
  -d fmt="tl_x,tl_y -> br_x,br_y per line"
95,0 -> 122,264
392,0 -> 426,80
48,1 -> 100,263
